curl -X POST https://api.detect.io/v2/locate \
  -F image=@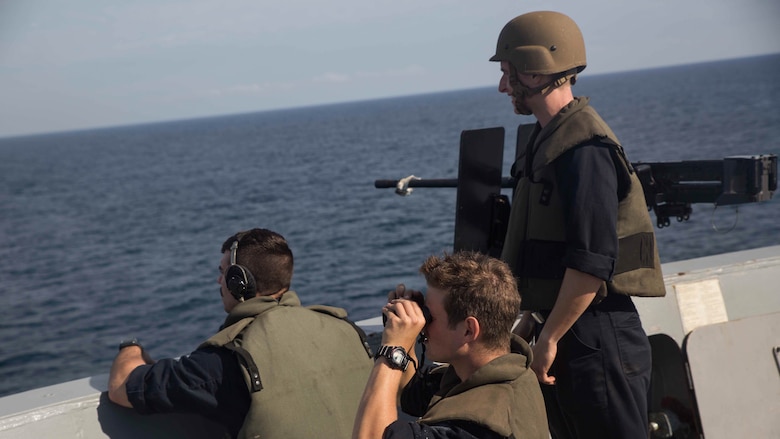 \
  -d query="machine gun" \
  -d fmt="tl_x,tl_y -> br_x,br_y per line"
375,126 -> 777,256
